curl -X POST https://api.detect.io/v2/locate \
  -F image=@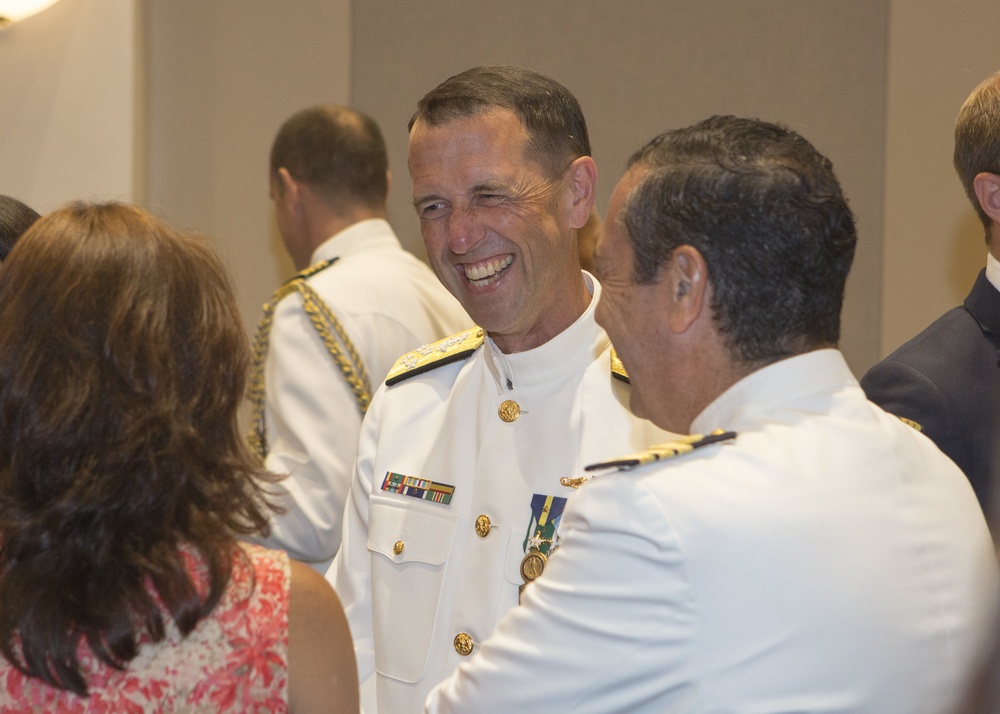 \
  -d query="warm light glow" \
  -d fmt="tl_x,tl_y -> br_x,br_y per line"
0,0 -> 61,27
